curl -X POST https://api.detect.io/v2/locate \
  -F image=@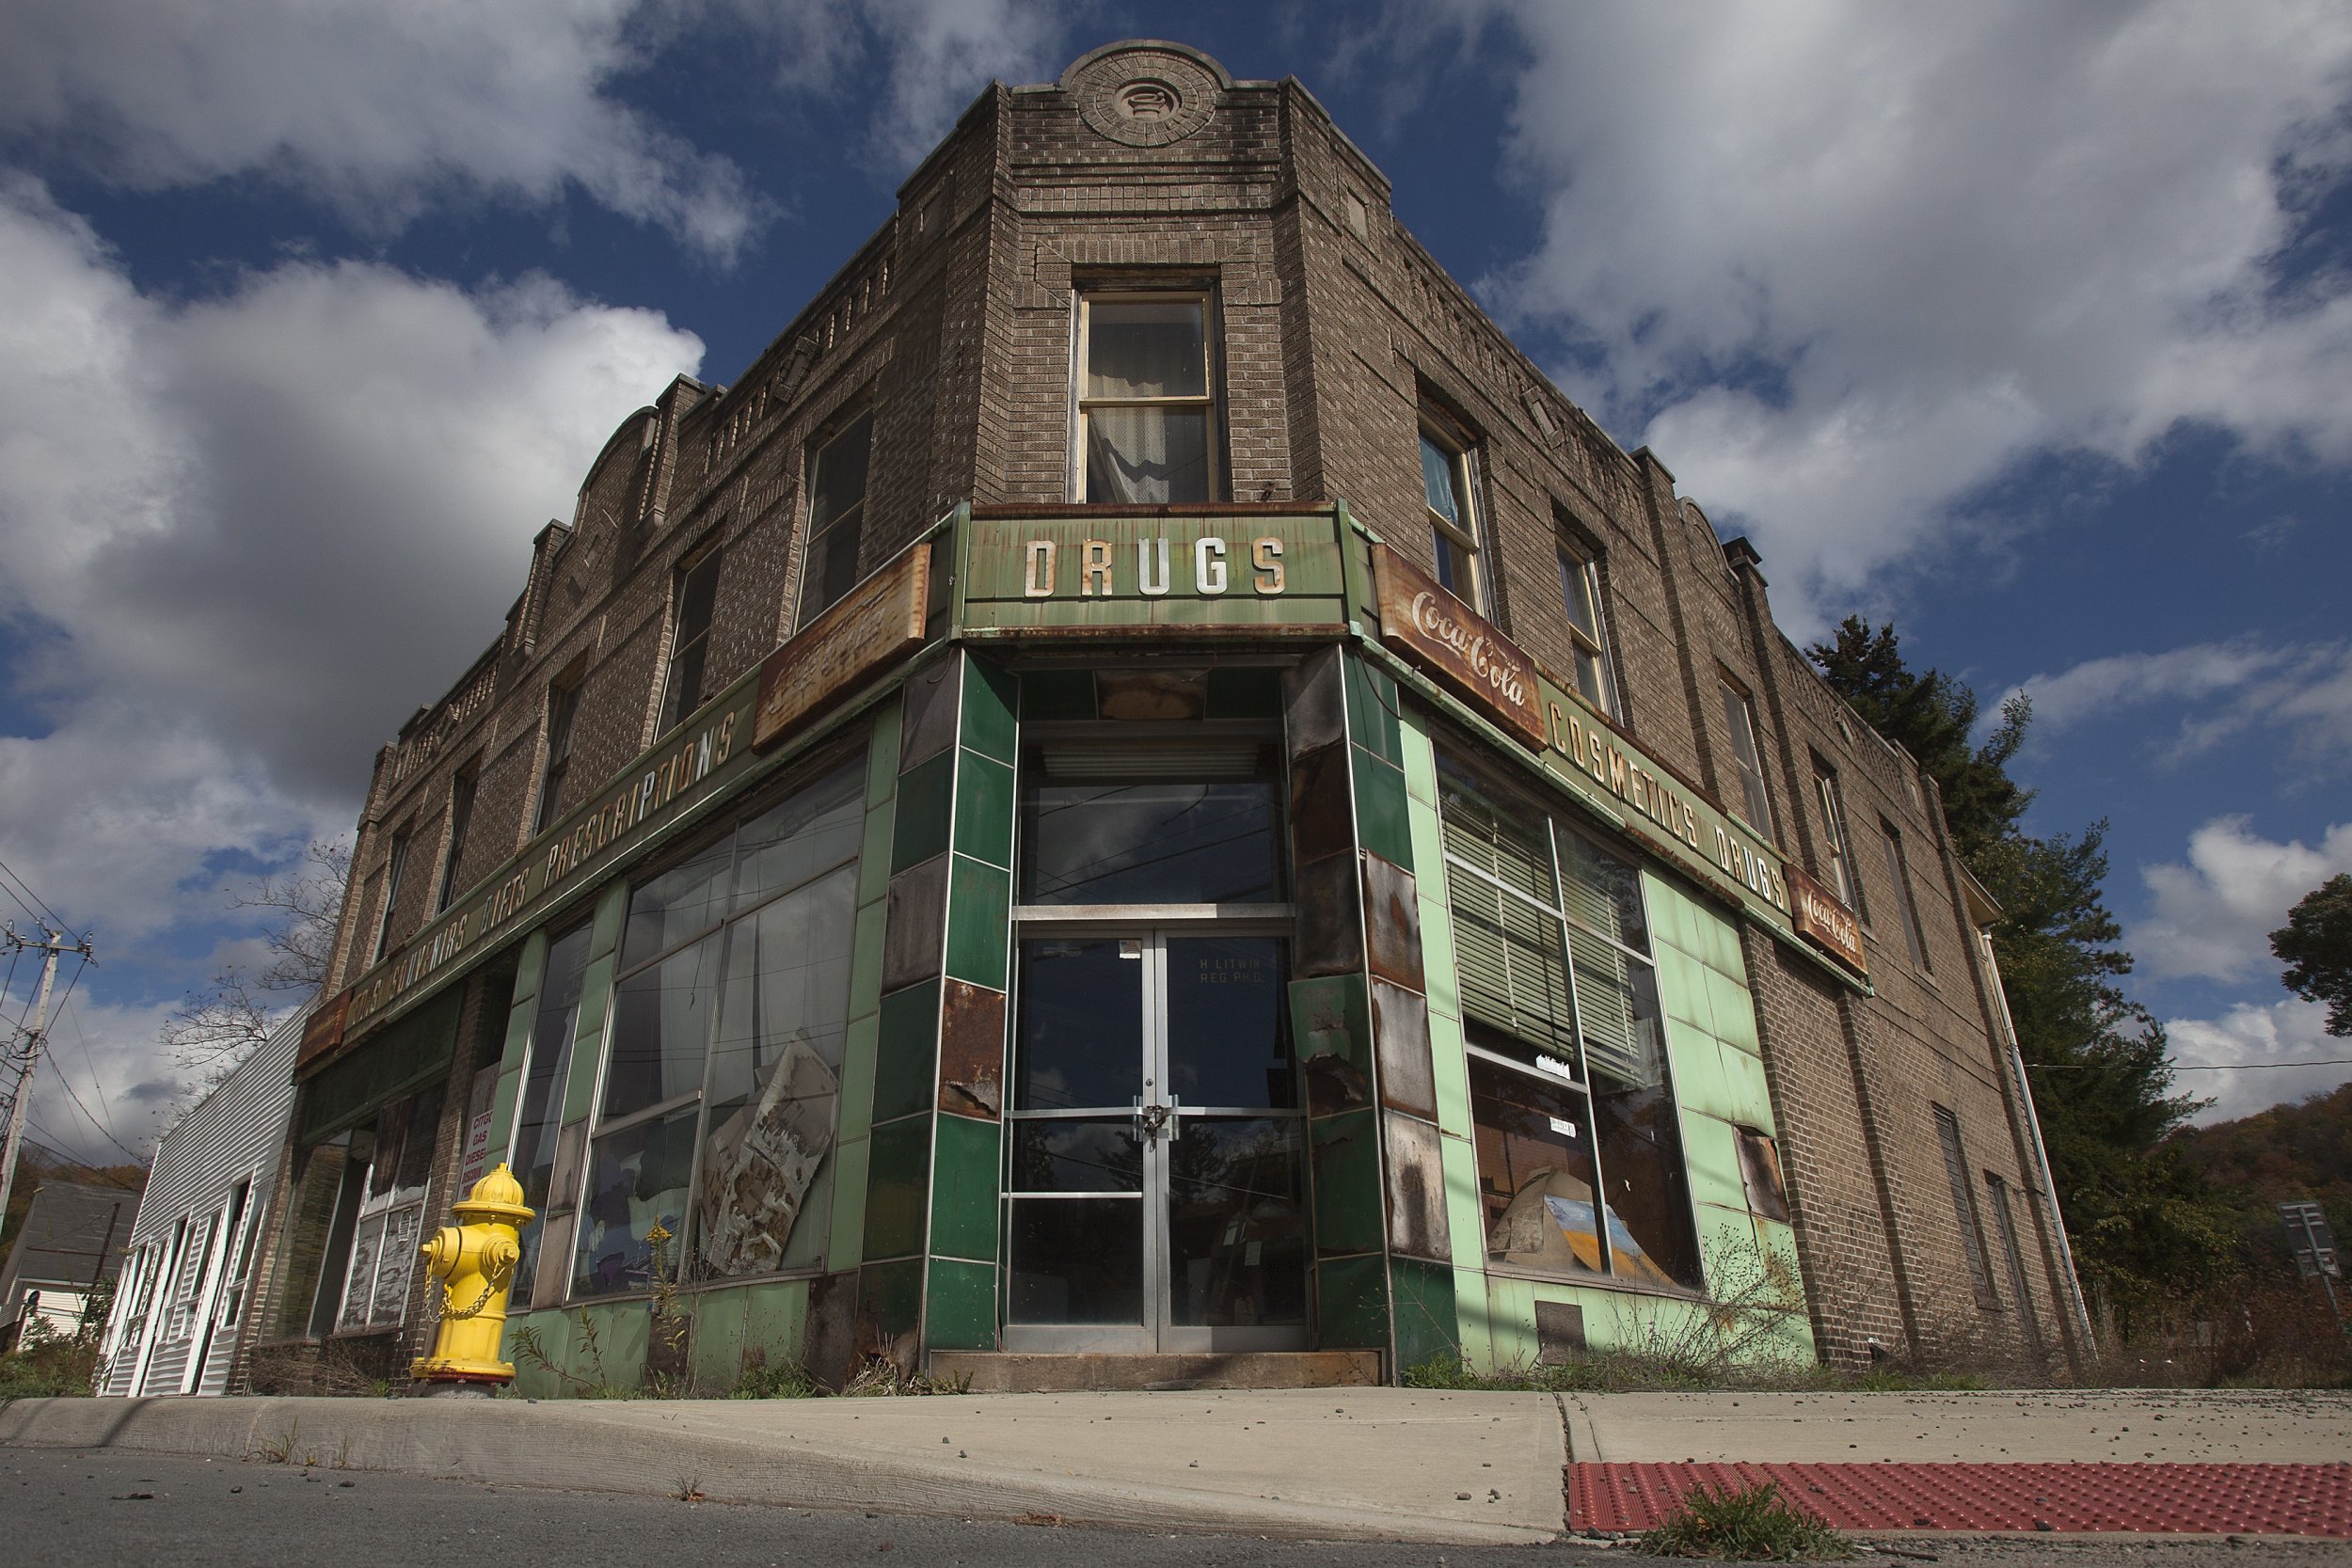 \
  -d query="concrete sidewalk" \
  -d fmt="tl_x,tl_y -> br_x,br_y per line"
1562,1387 -> 2352,1465
4,1387 -> 2347,1544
